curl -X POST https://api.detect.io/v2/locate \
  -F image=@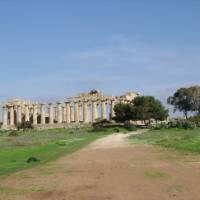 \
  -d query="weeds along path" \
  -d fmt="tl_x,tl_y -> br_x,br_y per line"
1,129 -> 200,200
